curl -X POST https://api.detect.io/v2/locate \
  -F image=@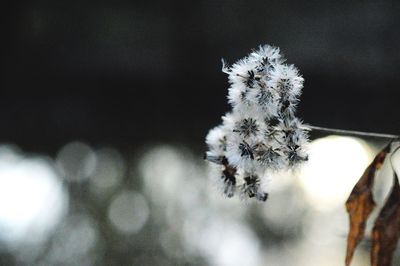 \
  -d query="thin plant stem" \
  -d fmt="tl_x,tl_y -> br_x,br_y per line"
308,125 -> 400,140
